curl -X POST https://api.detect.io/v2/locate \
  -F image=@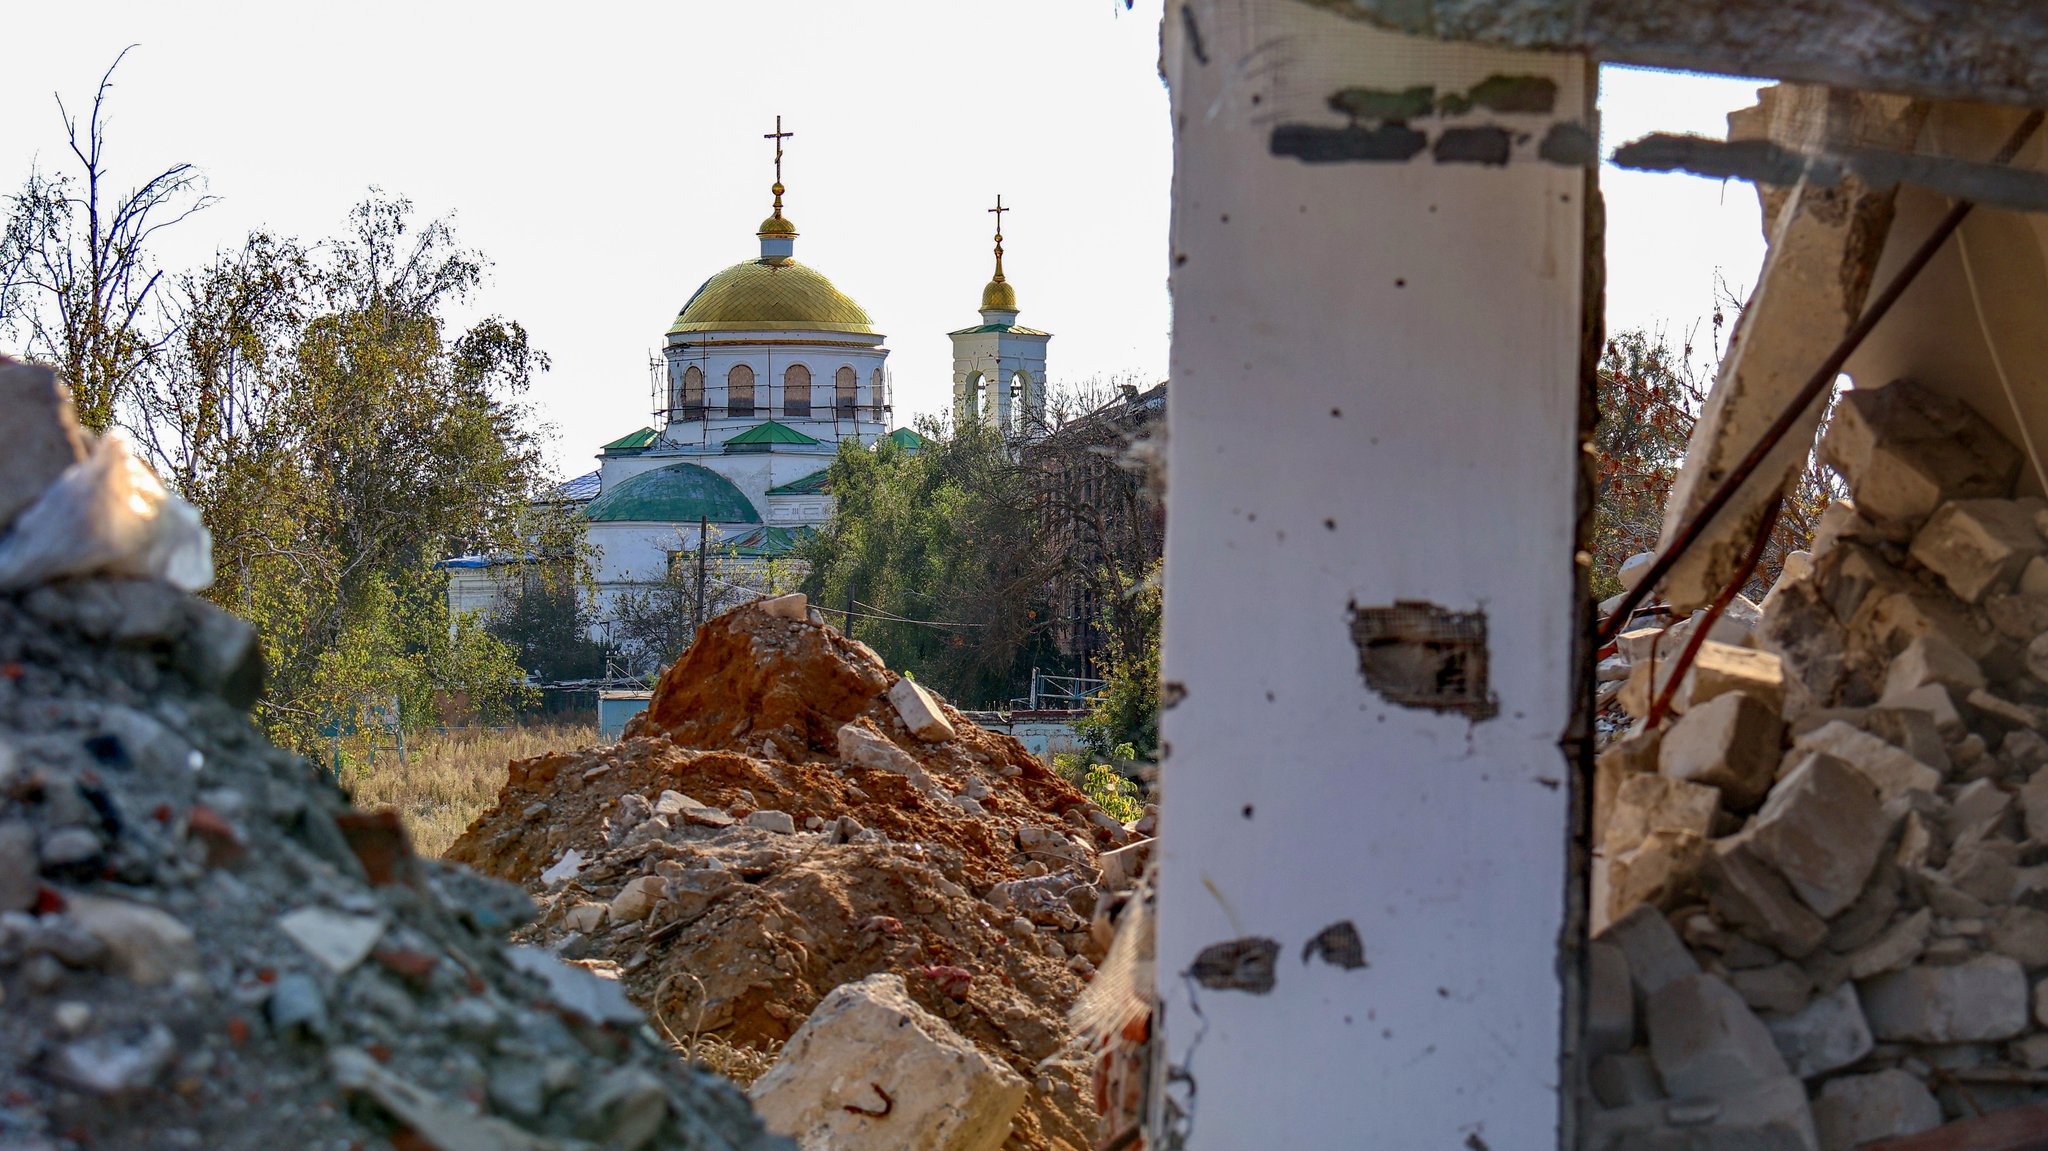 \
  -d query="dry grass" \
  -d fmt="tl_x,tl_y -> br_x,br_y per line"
342,723 -> 597,857
685,1035 -> 783,1091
